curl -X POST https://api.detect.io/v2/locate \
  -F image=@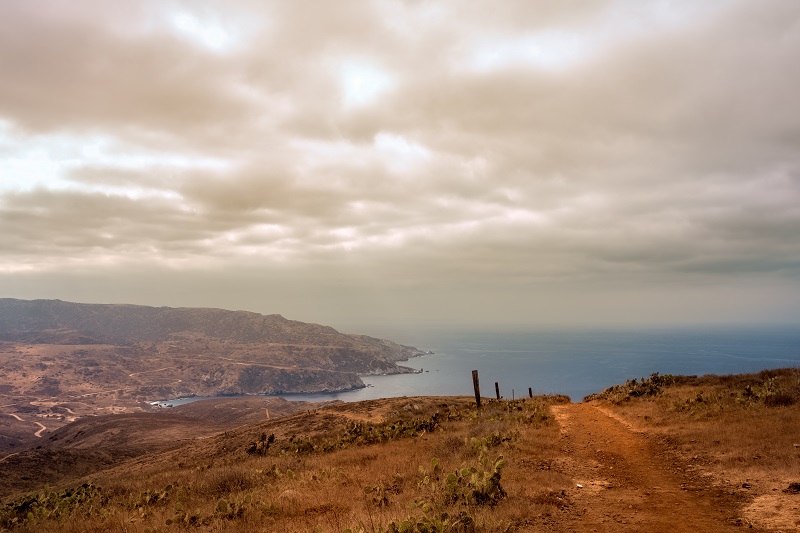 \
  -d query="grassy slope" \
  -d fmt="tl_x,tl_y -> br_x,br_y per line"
586,368 -> 800,531
1,368 -> 799,532
1,396 -> 572,532
585,368 -> 800,480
